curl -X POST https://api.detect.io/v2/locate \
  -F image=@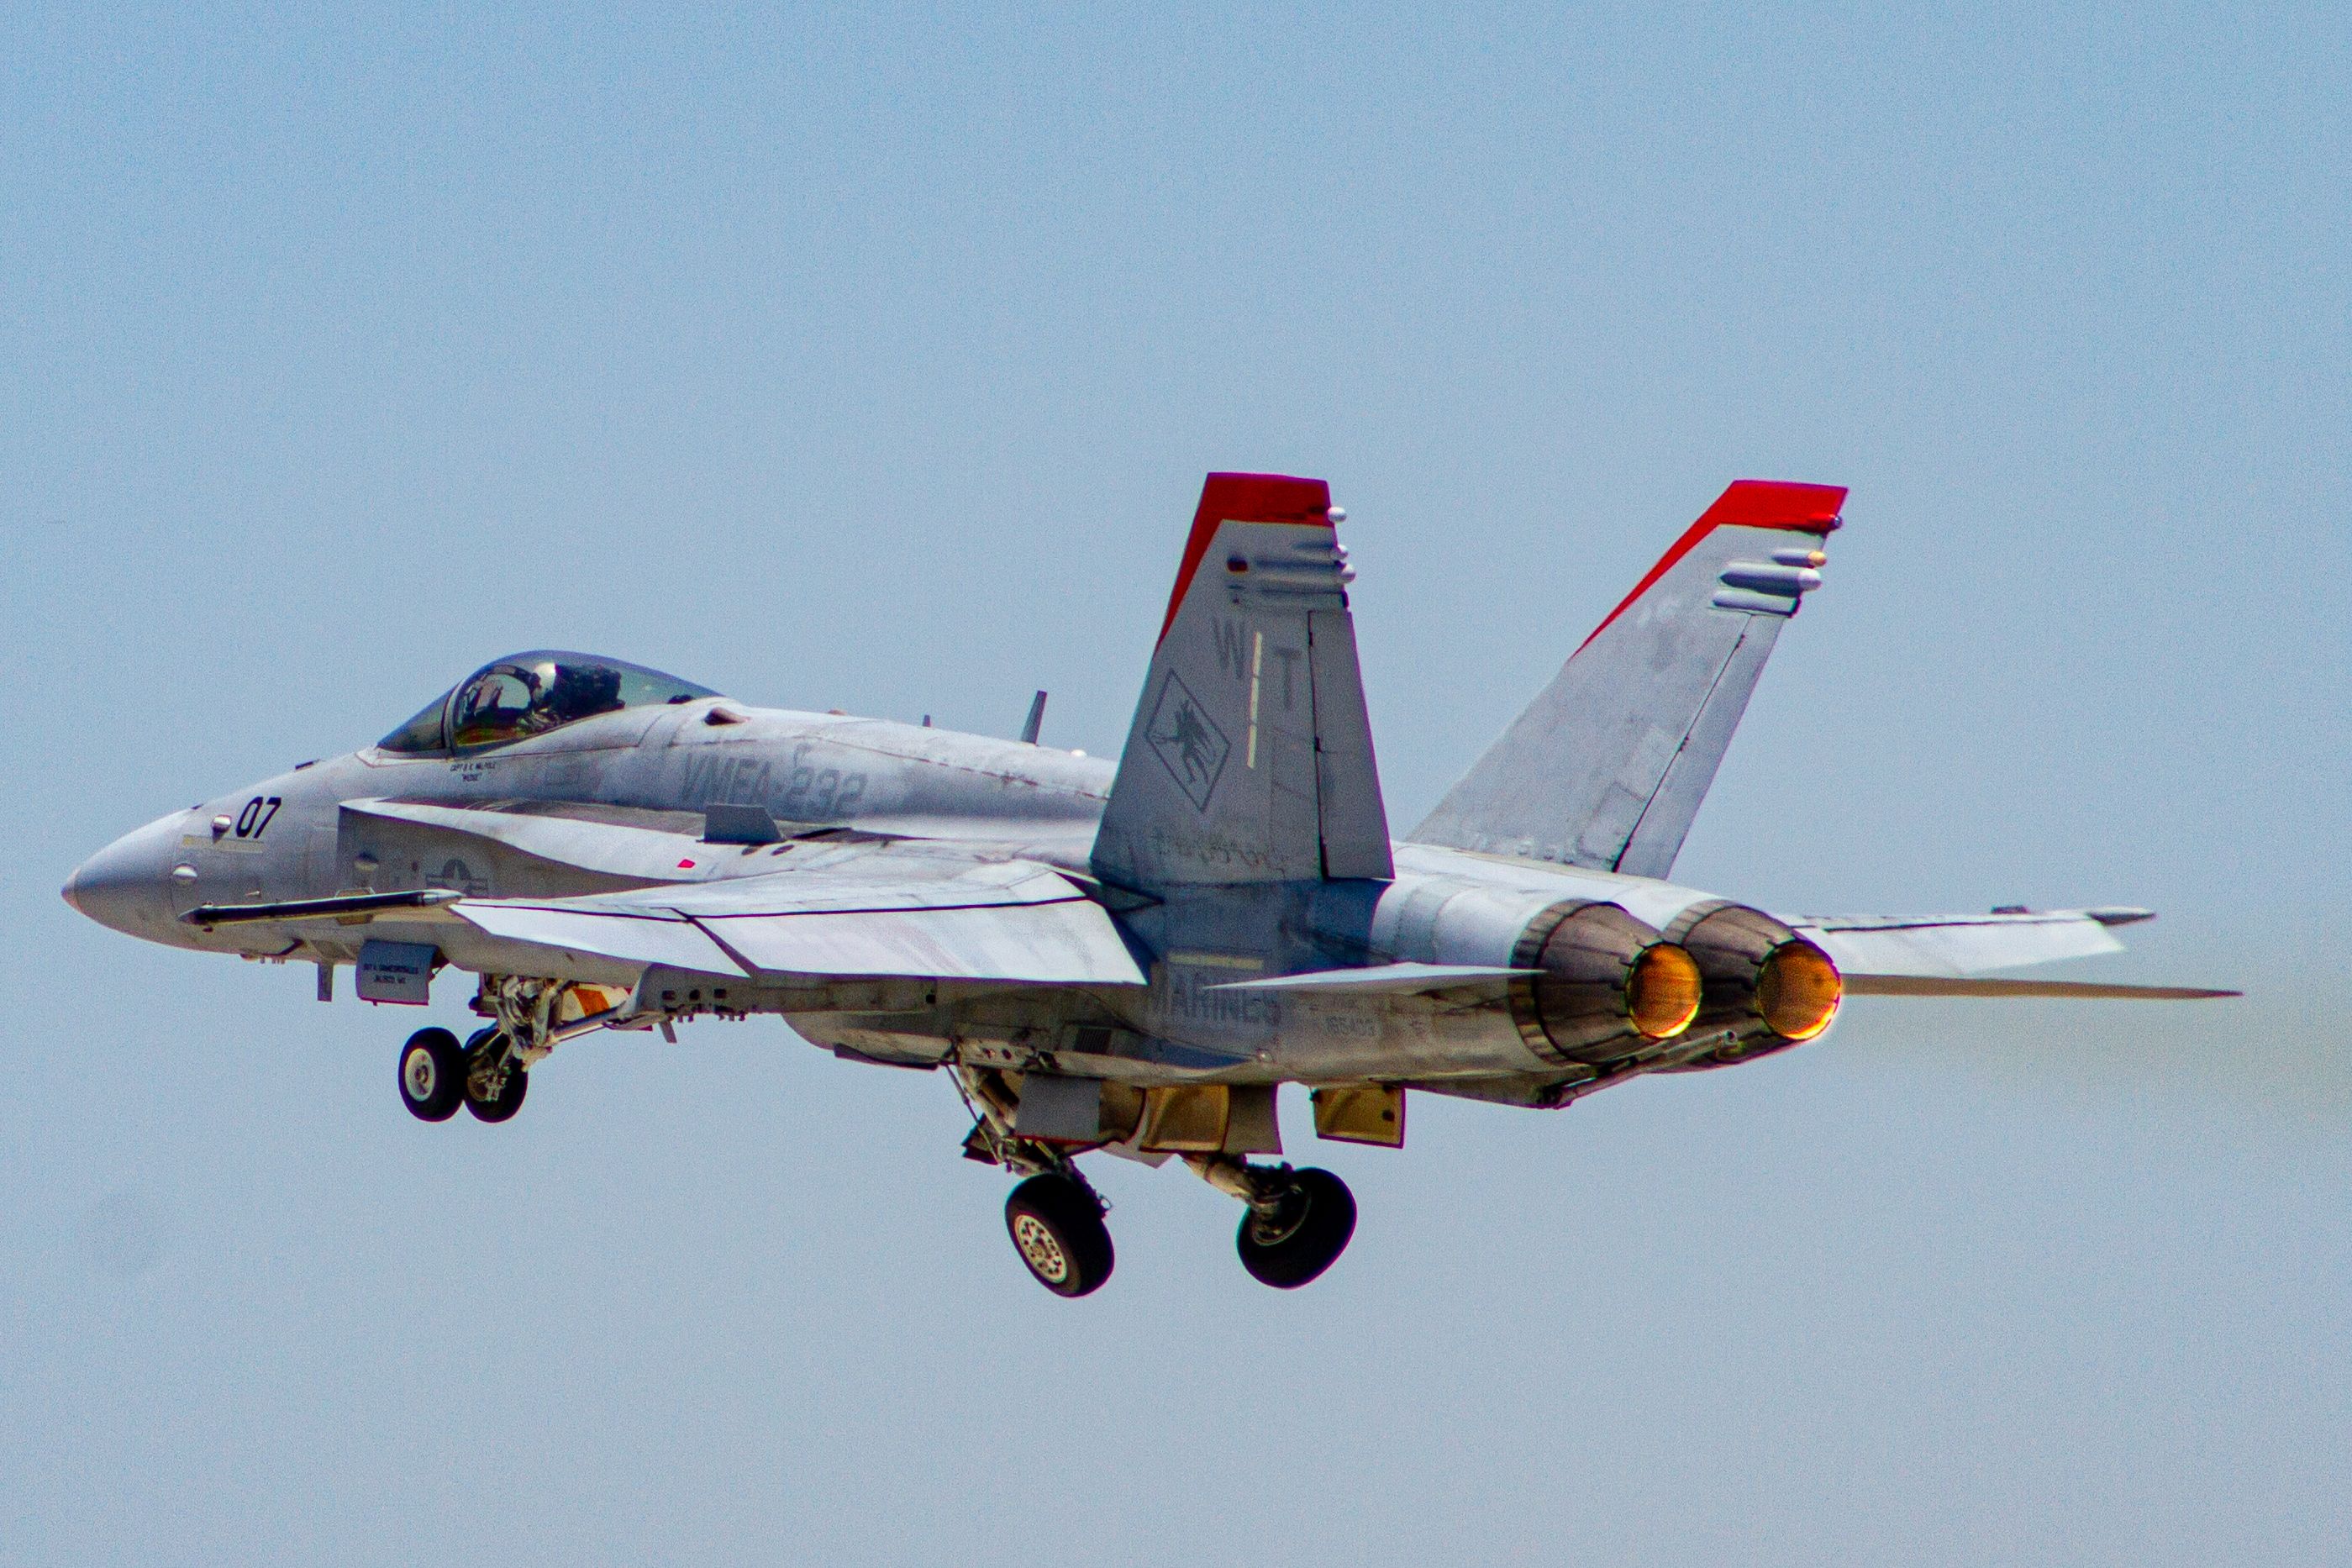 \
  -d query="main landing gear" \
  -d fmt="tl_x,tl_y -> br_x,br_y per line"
1003,1174 -> 1116,1297
1234,1166 -> 1356,1288
955,1067 -> 1119,1297
991,1155 -> 1357,1297
955,1066 -> 1358,1297
397,1025 -> 529,1123
1193,1156 -> 1358,1290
